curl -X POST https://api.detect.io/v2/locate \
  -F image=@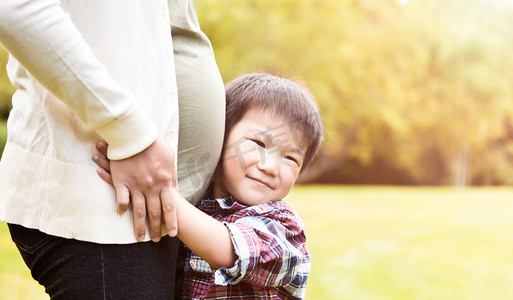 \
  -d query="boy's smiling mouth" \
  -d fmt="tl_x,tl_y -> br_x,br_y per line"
247,175 -> 274,189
